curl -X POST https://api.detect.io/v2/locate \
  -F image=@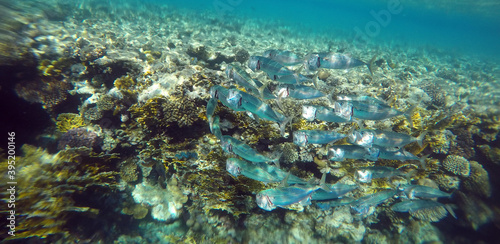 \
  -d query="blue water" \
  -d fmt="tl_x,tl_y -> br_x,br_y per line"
158,0 -> 500,58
